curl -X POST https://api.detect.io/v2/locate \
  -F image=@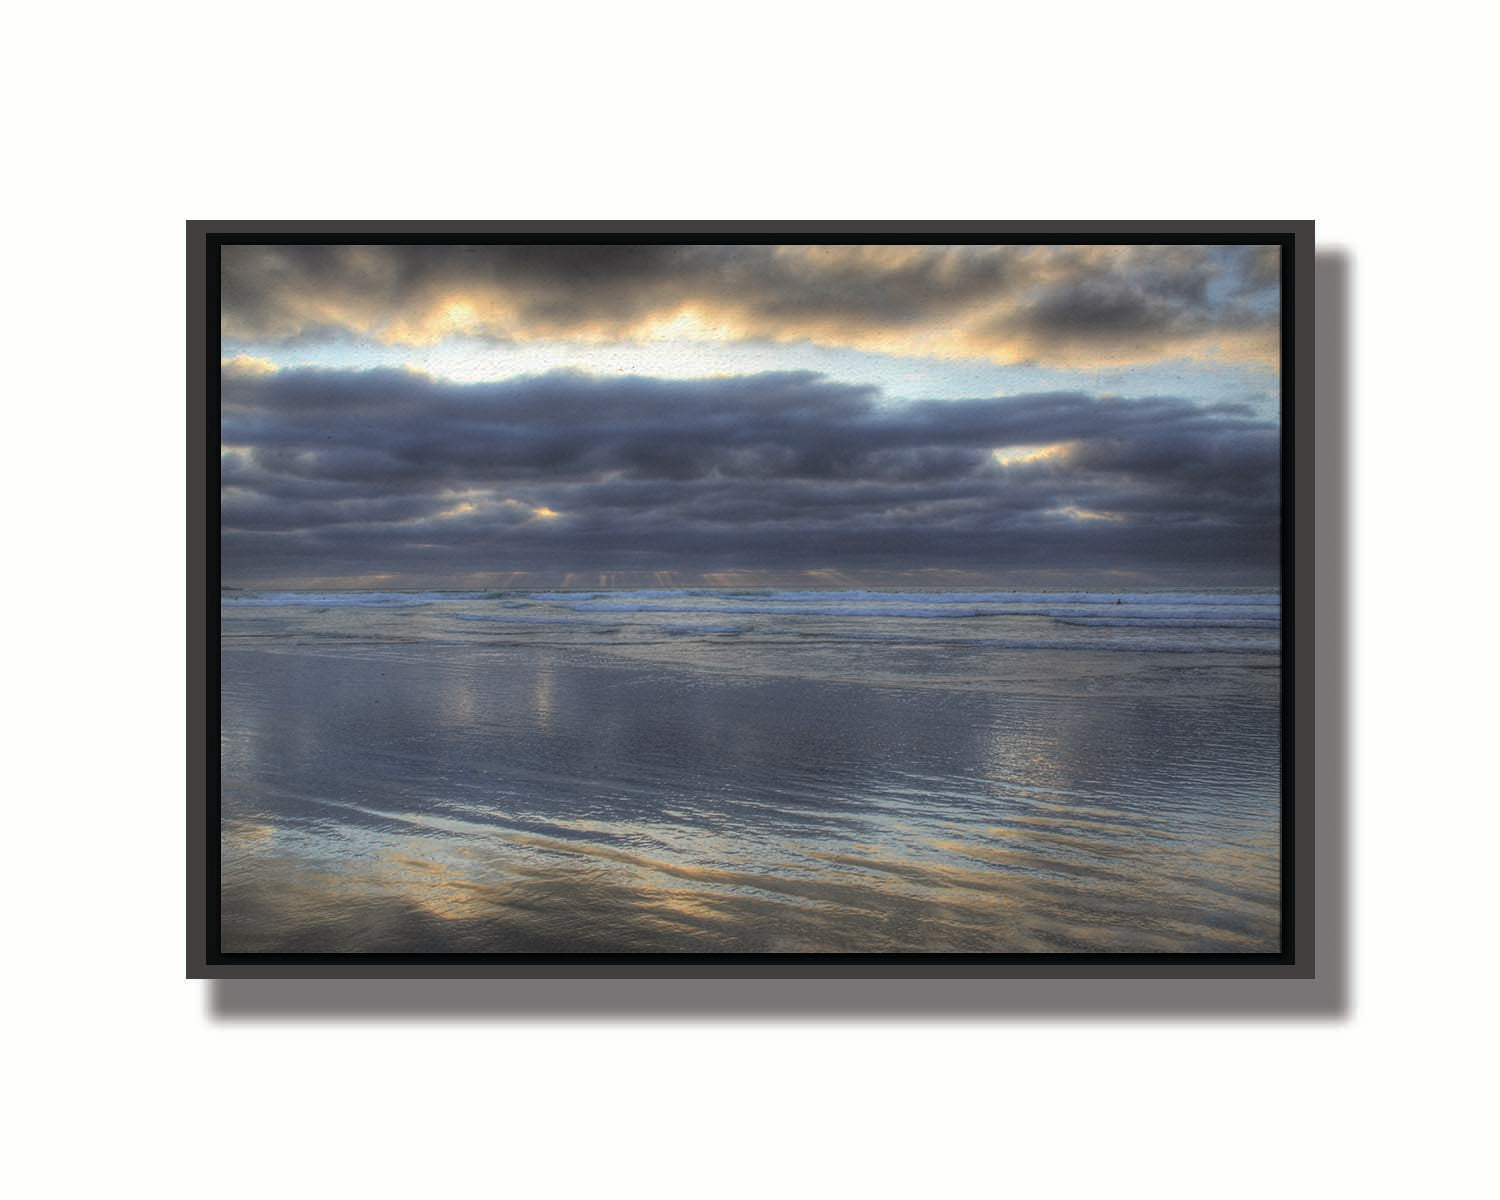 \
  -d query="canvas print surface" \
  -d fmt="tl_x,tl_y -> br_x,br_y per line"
217,240 -> 1285,956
